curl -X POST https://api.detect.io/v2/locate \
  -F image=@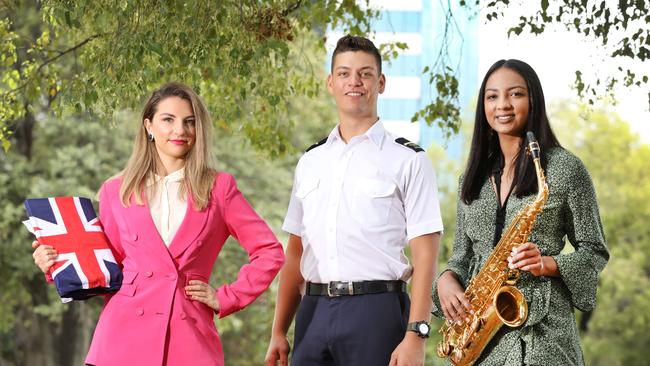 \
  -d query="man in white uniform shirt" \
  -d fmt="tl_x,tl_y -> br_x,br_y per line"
265,35 -> 443,366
